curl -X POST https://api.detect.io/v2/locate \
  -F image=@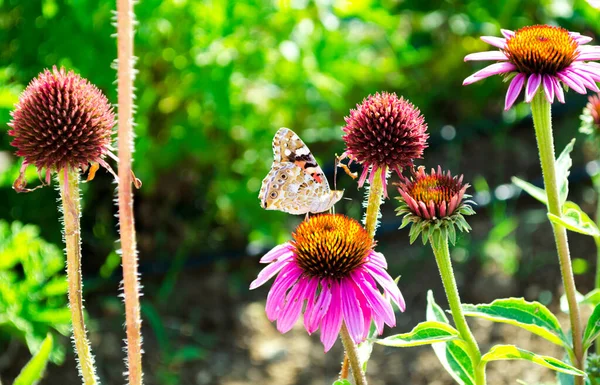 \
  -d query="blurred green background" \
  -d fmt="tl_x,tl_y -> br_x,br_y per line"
1,0 -> 600,384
